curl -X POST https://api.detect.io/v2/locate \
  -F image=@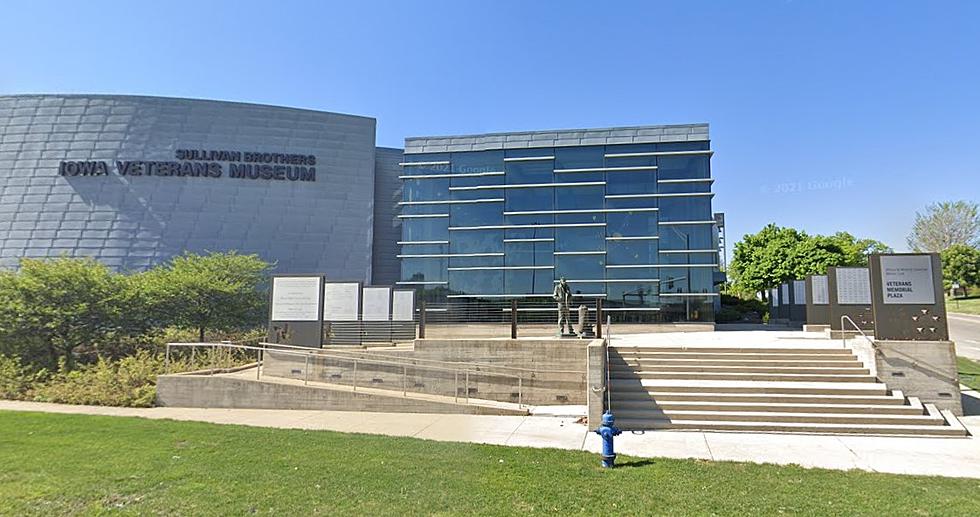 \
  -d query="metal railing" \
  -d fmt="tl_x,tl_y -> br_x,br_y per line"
417,298 -> 605,340
165,341 -> 530,407
840,315 -> 875,350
